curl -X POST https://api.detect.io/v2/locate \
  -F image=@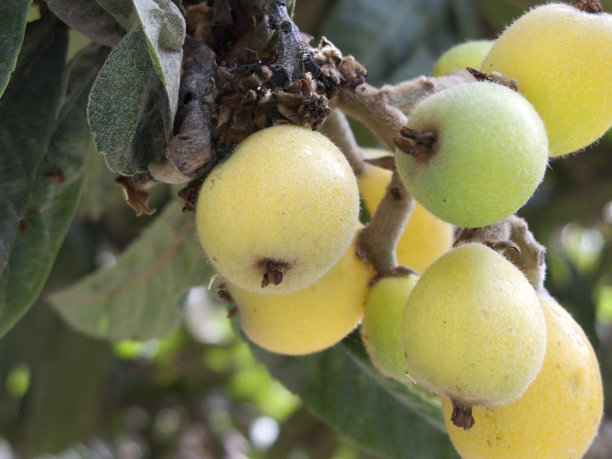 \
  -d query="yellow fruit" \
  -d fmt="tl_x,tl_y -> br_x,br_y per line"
361,275 -> 419,380
481,3 -> 612,156
402,243 -> 546,414
431,40 -> 493,76
443,295 -> 603,458
196,125 -> 360,294
228,240 -> 373,355
357,149 -> 454,273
